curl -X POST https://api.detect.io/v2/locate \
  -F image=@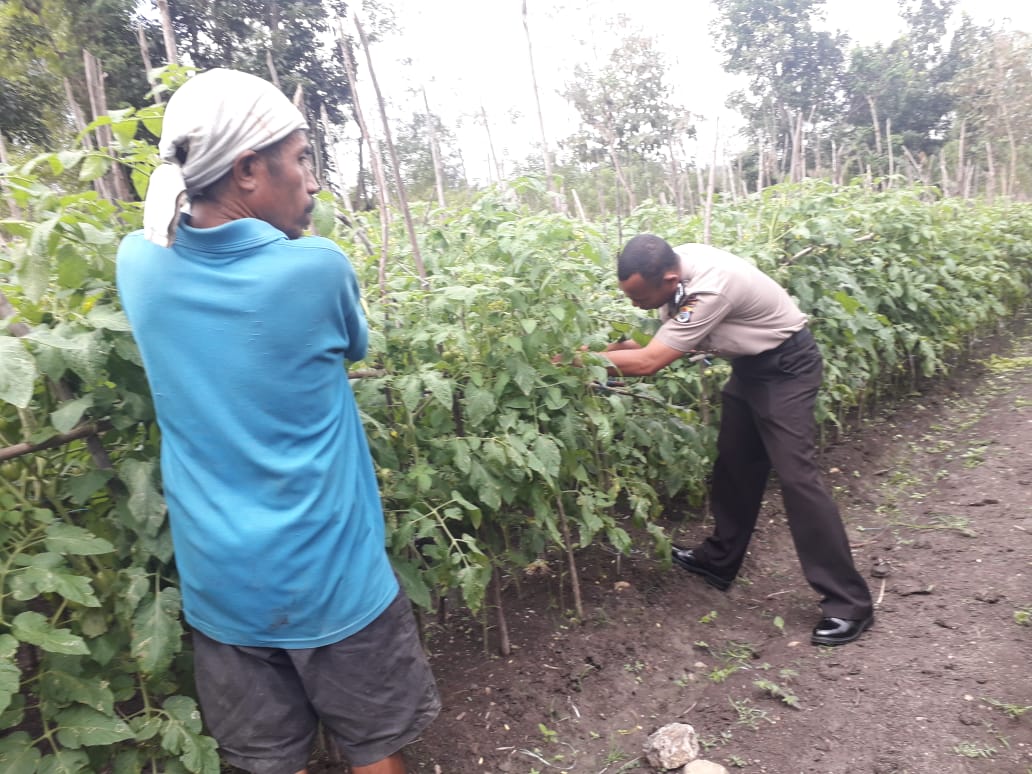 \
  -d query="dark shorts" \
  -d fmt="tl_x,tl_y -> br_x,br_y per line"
192,591 -> 440,773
